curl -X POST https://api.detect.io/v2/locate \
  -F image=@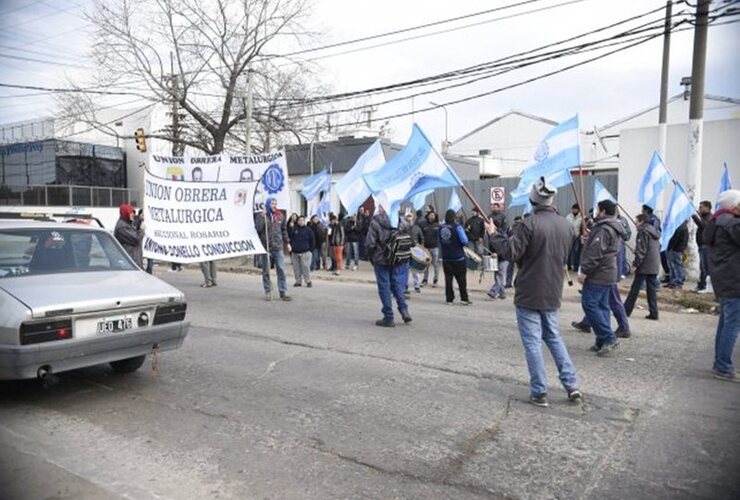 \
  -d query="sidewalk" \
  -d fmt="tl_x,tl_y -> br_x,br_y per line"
187,257 -> 718,314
